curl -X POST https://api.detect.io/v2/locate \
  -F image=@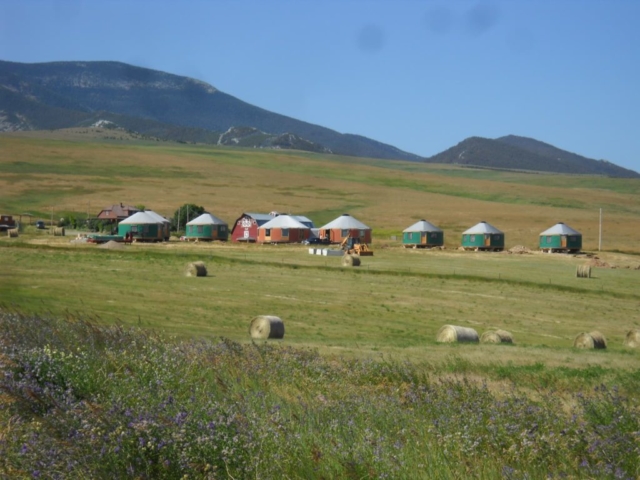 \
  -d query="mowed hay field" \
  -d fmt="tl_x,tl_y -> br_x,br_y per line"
1,133 -> 640,371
